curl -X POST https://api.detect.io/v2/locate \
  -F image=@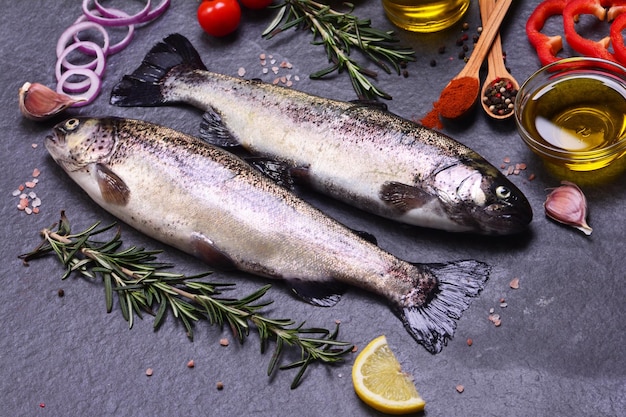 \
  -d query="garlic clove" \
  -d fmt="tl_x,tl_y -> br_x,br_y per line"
18,82 -> 83,121
544,181 -> 592,235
